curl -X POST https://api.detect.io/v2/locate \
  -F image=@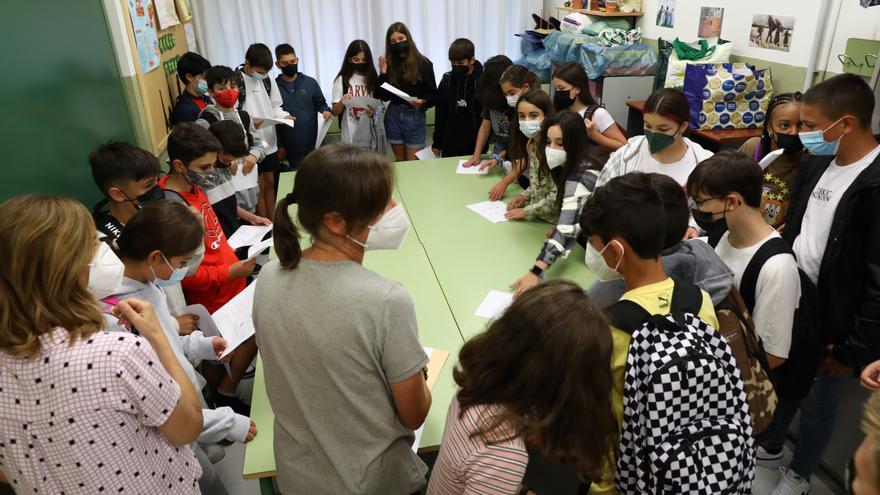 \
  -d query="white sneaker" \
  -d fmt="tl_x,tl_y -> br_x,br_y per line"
770,467 -> 810,495
757,445 -> 785,468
